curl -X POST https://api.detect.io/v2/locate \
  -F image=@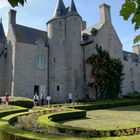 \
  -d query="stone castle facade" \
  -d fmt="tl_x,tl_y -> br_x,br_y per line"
0,0 -> 140,102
